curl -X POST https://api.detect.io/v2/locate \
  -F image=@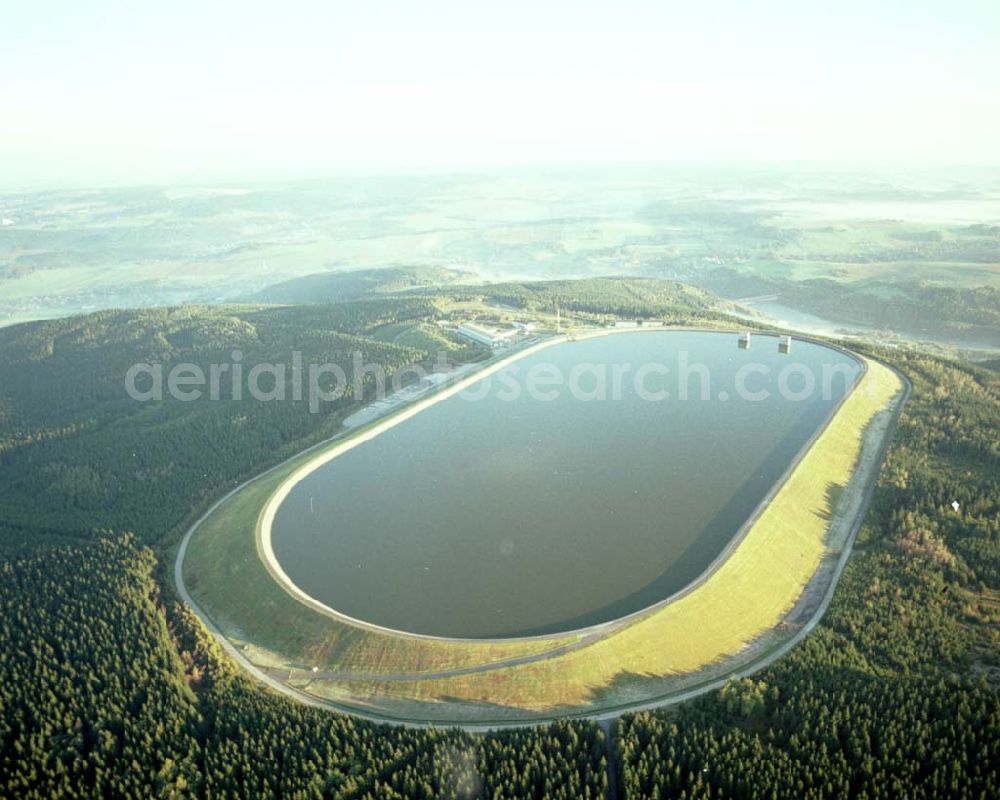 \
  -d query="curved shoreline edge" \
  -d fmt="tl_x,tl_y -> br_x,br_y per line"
256,328 -> 865,643
176,329 -> 909,728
